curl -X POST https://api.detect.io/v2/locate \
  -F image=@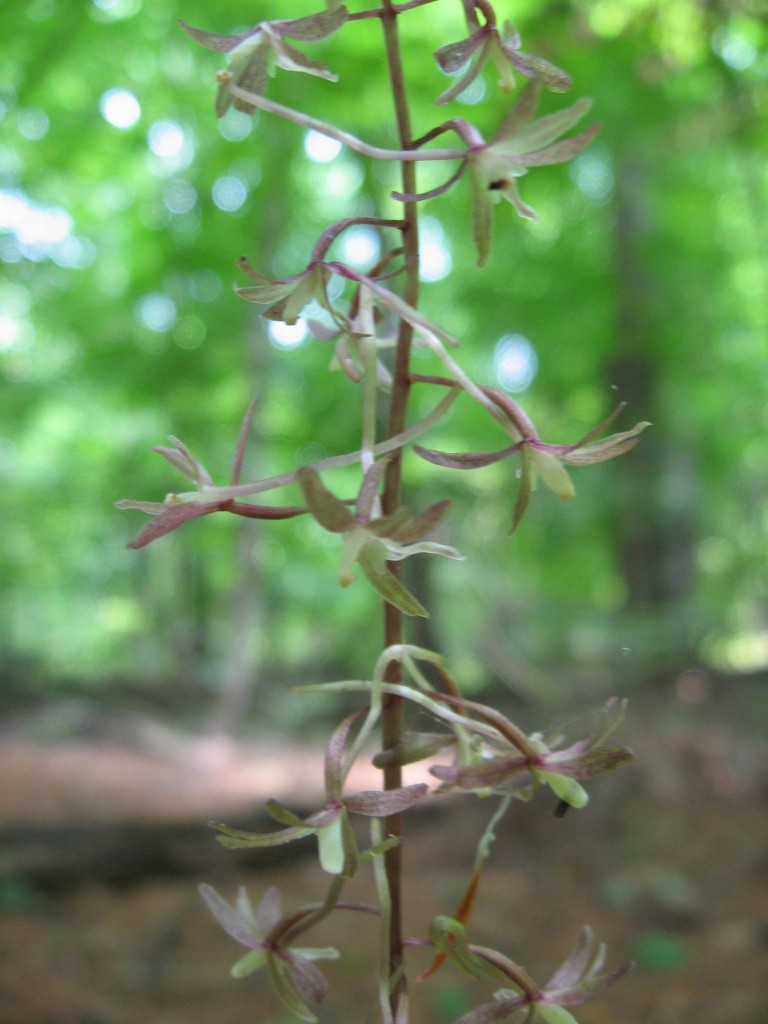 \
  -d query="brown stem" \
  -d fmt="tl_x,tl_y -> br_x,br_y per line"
379,1 -> 420,1017
349,0 -> 441,20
